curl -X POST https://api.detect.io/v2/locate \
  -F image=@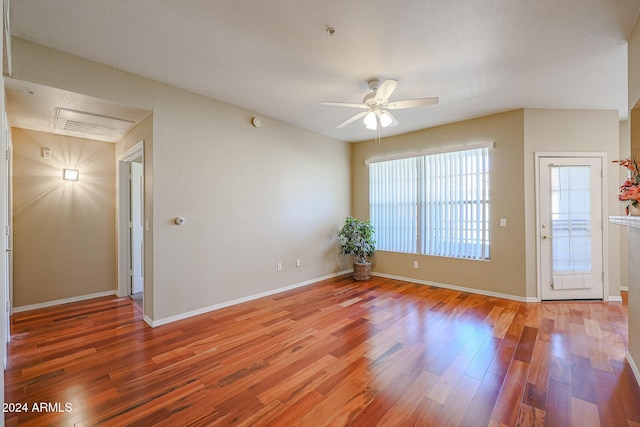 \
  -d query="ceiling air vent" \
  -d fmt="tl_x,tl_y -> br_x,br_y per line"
53,108 -> 135,142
